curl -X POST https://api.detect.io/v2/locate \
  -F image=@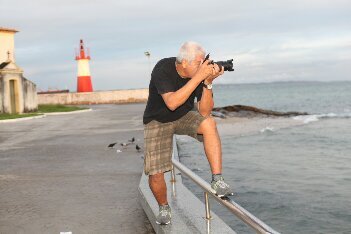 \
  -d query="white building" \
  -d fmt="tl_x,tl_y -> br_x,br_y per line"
0,27 -> 37,114
0,27 -> 16,63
